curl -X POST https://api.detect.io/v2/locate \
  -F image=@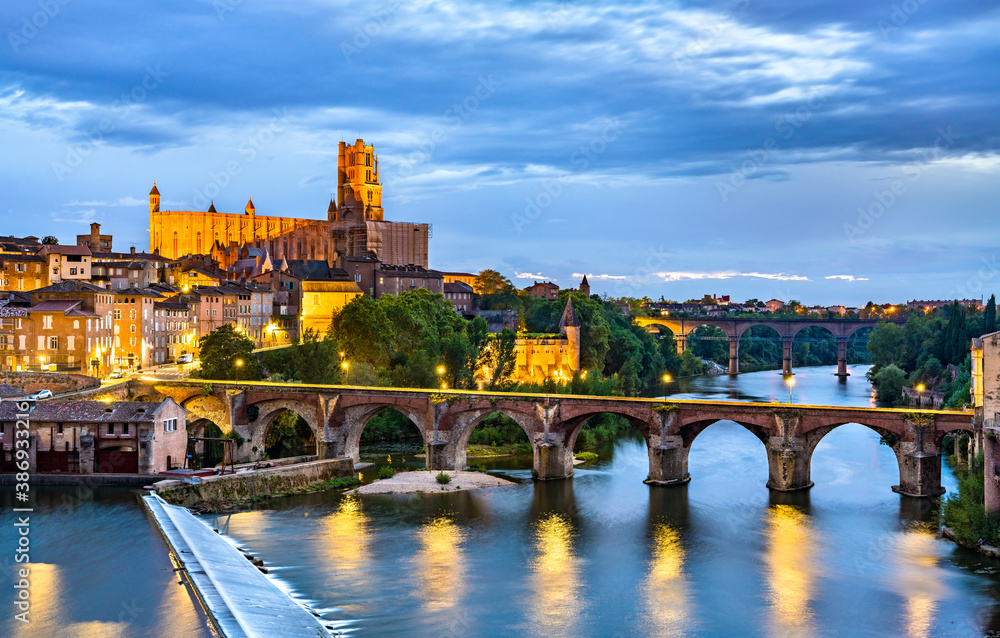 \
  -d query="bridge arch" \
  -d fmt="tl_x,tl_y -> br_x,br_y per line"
246,399 -> 320,460
451,409 -> 535,470
336,402 -> 432,463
